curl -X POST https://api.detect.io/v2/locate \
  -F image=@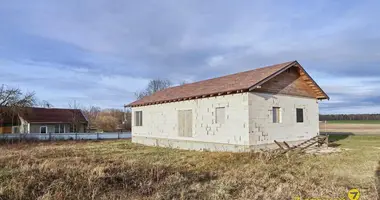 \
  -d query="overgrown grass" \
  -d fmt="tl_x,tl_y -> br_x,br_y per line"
0,137 -> 379,200
327,120 -> 380,124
